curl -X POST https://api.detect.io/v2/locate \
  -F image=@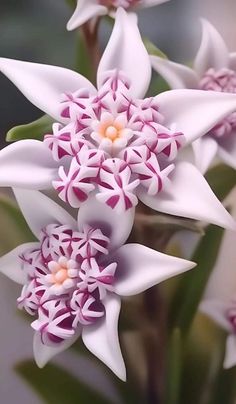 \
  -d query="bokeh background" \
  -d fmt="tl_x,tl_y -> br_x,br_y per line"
0,0 -> 236,402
